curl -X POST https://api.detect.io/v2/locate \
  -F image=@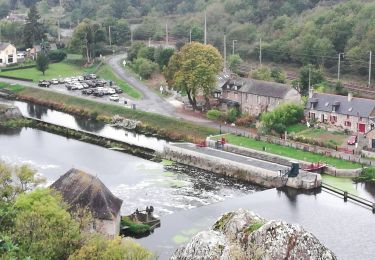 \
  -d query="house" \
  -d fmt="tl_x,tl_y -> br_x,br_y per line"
0,43 -> 17,67
51,168 -> 123,237
219,77 -> 301,116
305,92 -> 375,134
